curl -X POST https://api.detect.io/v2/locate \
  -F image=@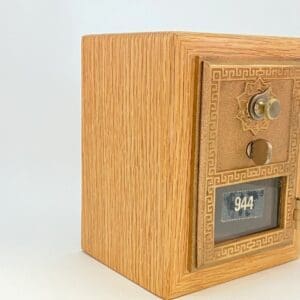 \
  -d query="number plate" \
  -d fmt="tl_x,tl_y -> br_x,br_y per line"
221,188 -> 265,222
214,177 -> 281,243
